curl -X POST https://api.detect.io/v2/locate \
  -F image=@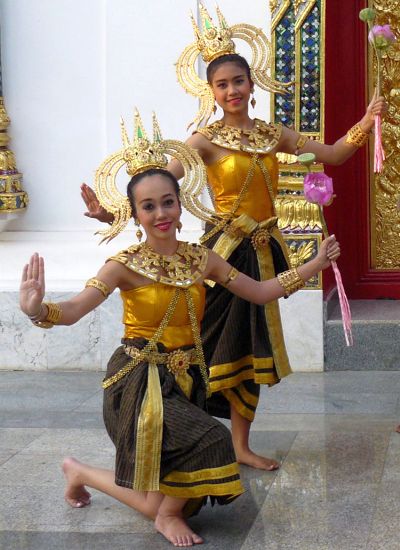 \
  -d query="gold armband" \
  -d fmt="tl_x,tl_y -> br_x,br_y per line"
85,277 -> 111,298
277,269 -> 305,298
345,124 -> 369,147
294,134 -> 309,155
222,267 -> 239,287
30,302 -> 62,329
